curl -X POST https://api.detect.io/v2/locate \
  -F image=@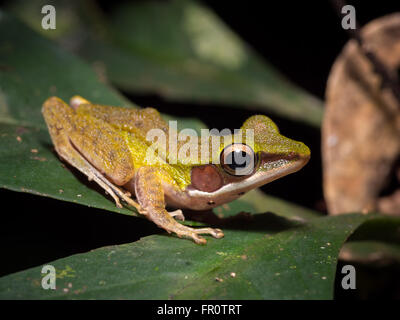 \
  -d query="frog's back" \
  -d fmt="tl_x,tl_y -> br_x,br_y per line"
75,103 -> 169,139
